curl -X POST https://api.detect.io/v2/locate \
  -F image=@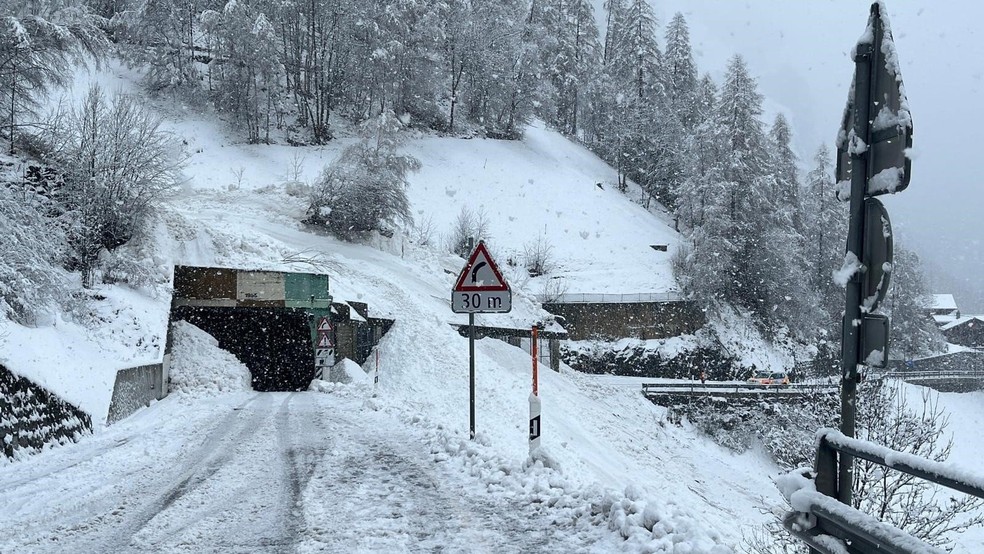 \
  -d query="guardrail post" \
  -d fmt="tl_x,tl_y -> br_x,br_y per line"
814,433 -> 839,499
